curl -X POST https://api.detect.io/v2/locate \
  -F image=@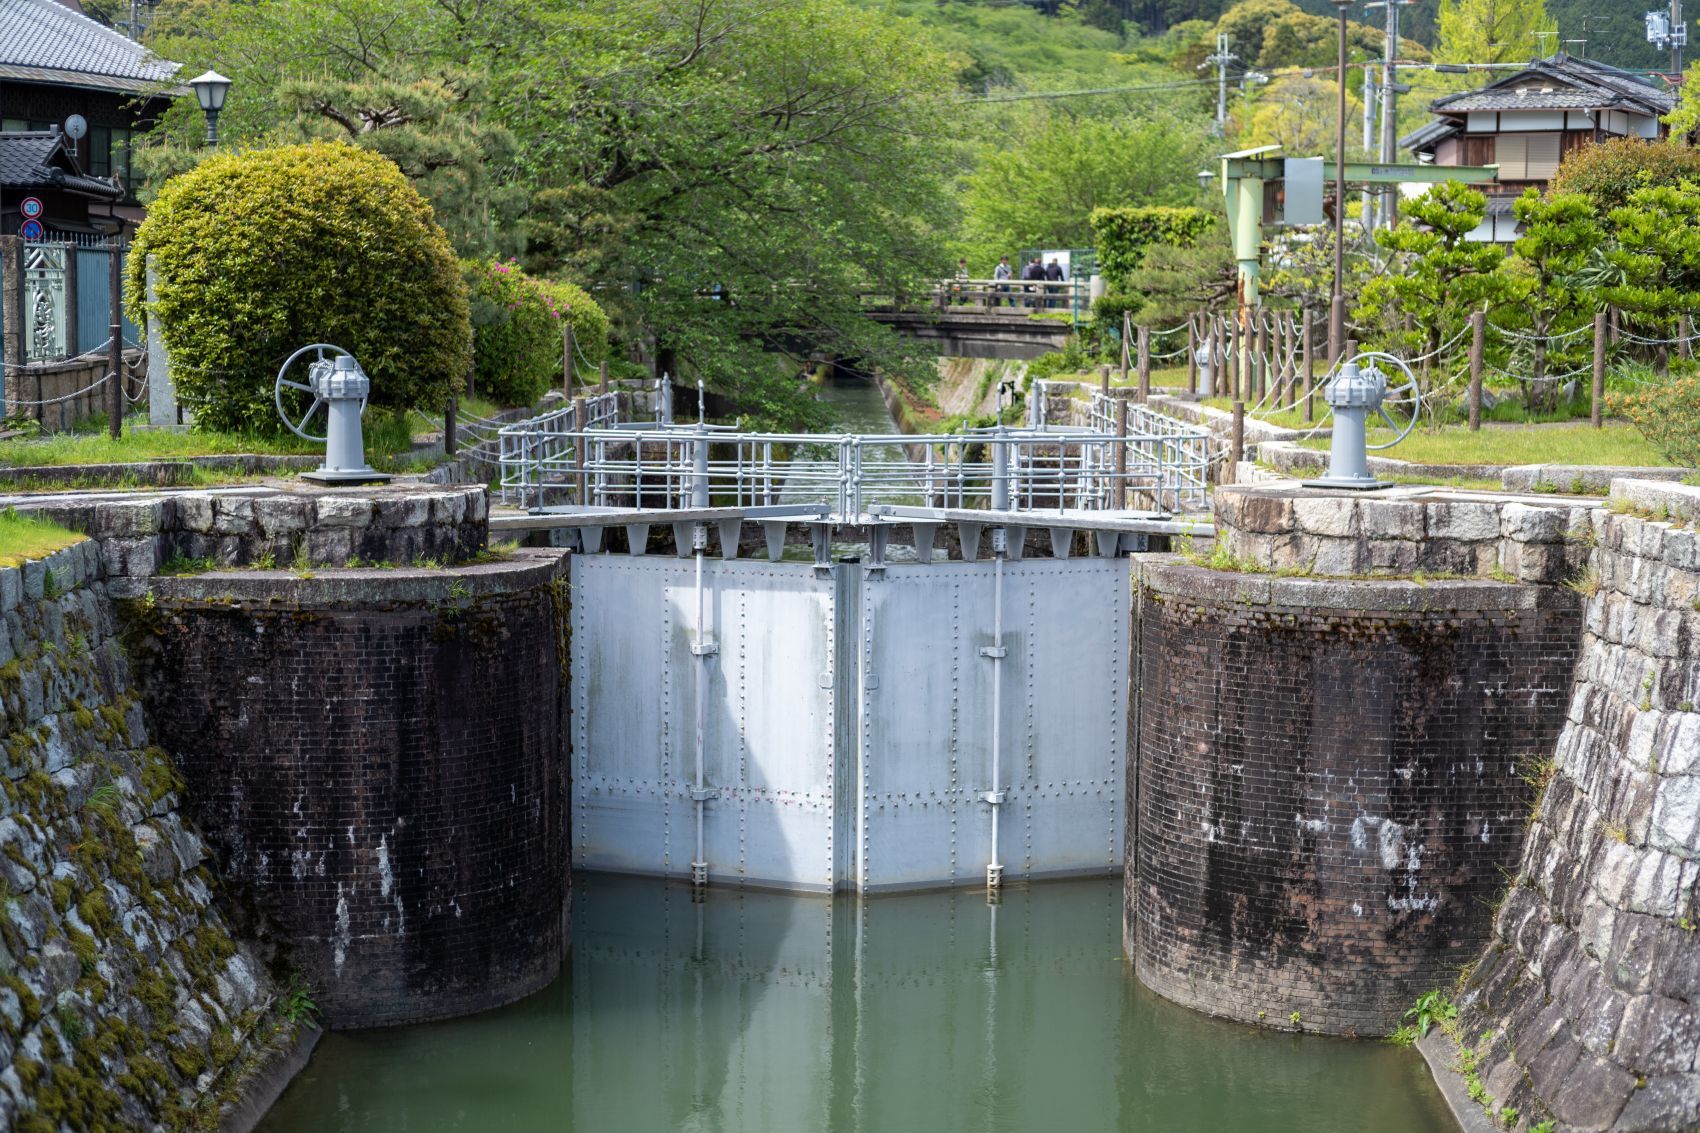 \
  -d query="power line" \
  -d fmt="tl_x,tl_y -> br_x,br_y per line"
963,77 -> 1218,103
